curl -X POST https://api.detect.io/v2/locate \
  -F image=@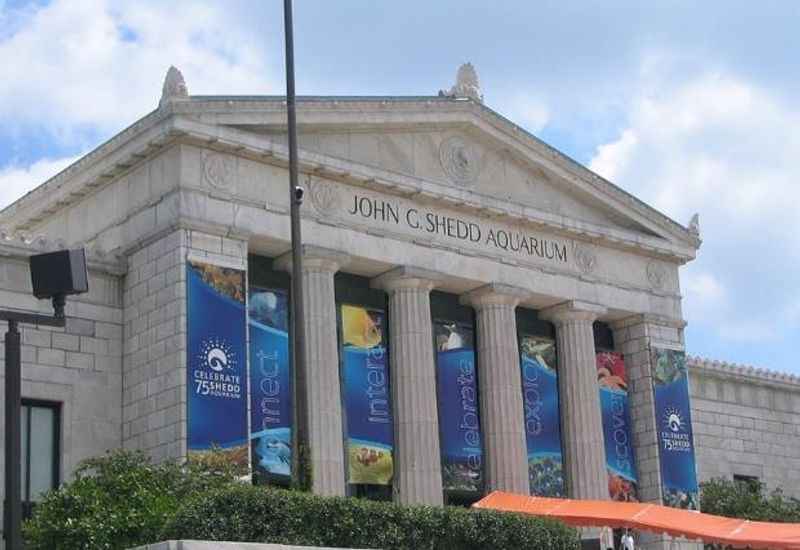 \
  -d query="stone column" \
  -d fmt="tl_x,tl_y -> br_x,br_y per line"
461,283 -> 529,494
372,266 -> 443,506
276,245 -> 349,497
541,300 -> 608,501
